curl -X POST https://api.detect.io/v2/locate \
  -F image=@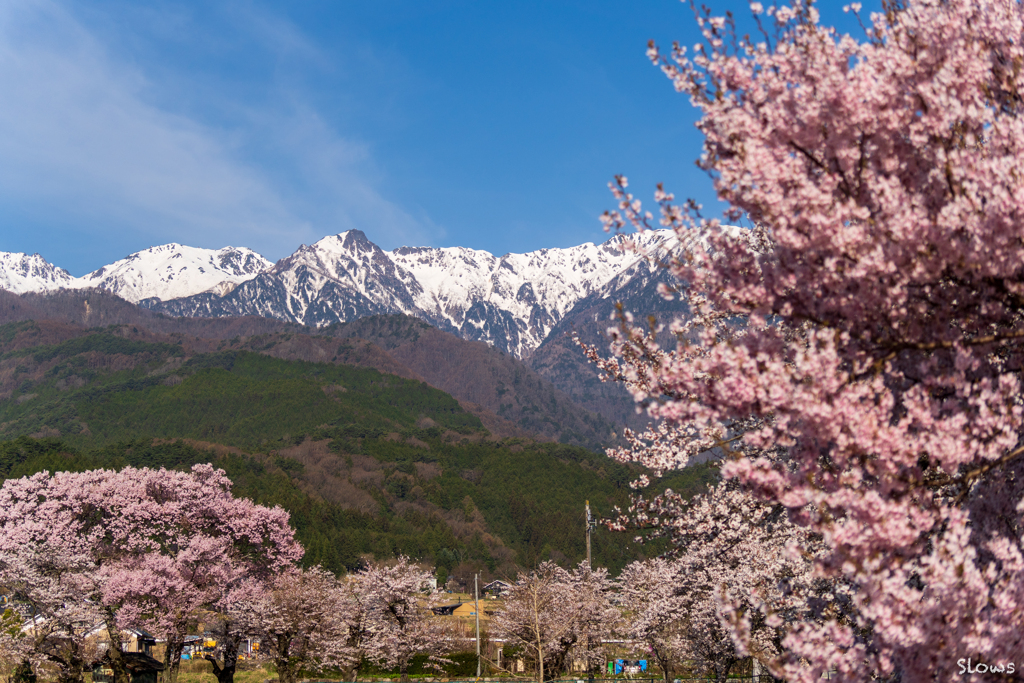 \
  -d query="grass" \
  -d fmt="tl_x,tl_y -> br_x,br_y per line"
175,661 -> 275,683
